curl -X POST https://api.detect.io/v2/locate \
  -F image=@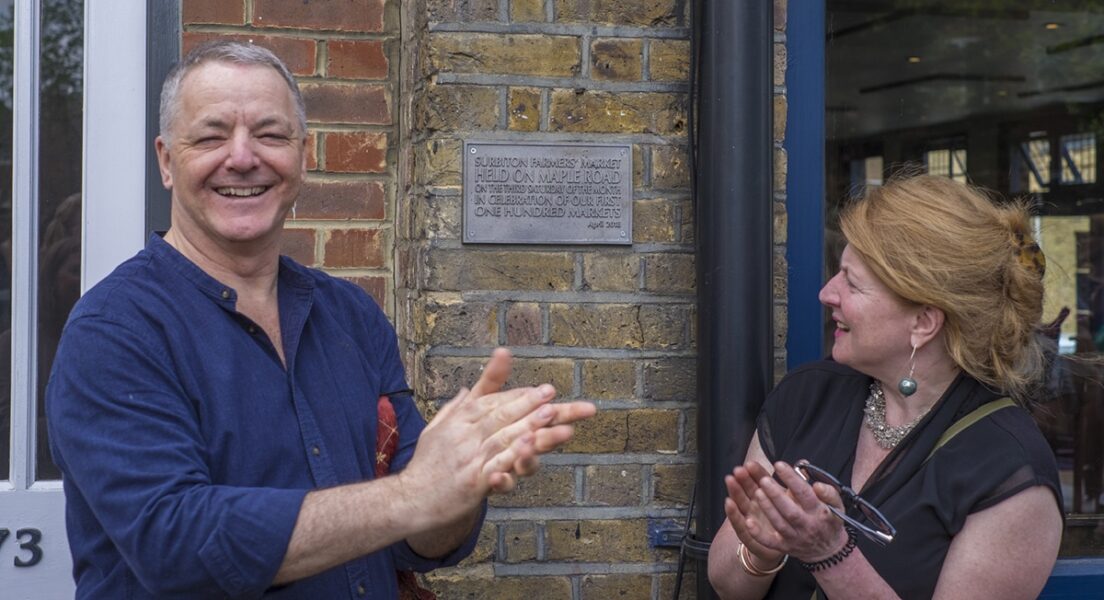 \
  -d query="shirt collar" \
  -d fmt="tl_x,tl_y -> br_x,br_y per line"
145,232 -> 315,308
